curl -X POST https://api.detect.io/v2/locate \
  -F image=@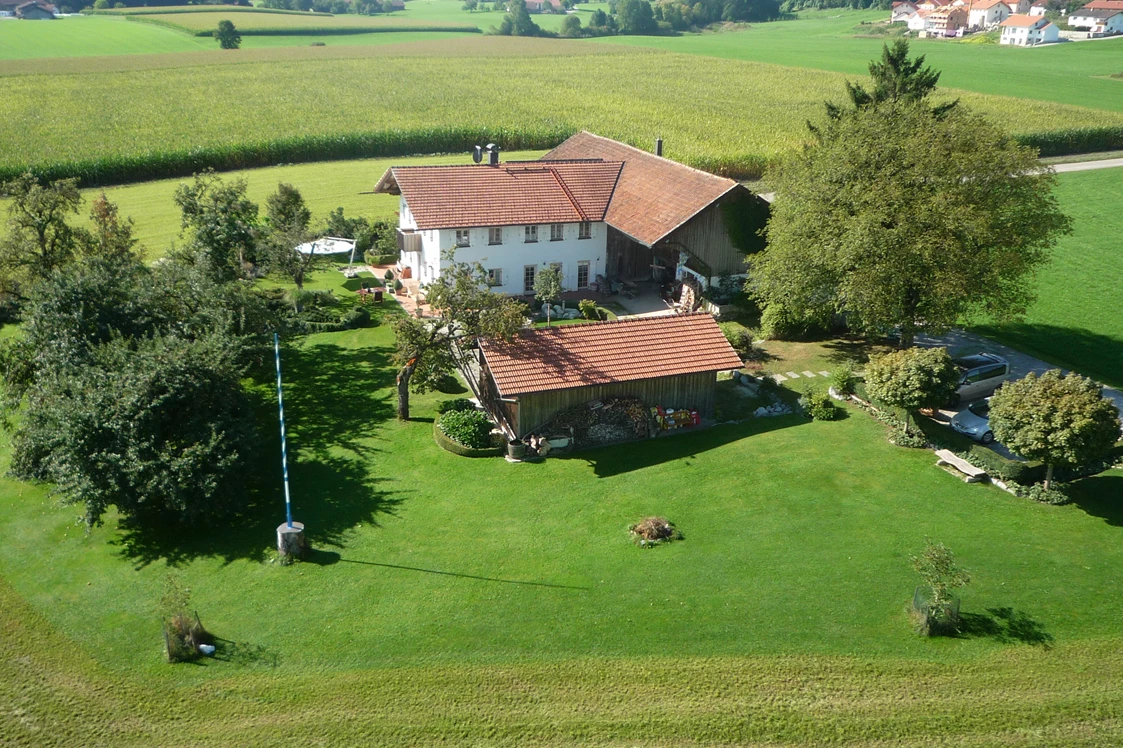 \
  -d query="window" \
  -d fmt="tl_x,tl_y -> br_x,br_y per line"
524,225 -> 538,243
577,261 -> 590,290
965,364 -> 1006,384
523,265 -> 536,294
550,223 -> 564,241
487,268 -> 503,287
455,229 -> 470,247
578,221 -> 591,240
488,227 -> 503,245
